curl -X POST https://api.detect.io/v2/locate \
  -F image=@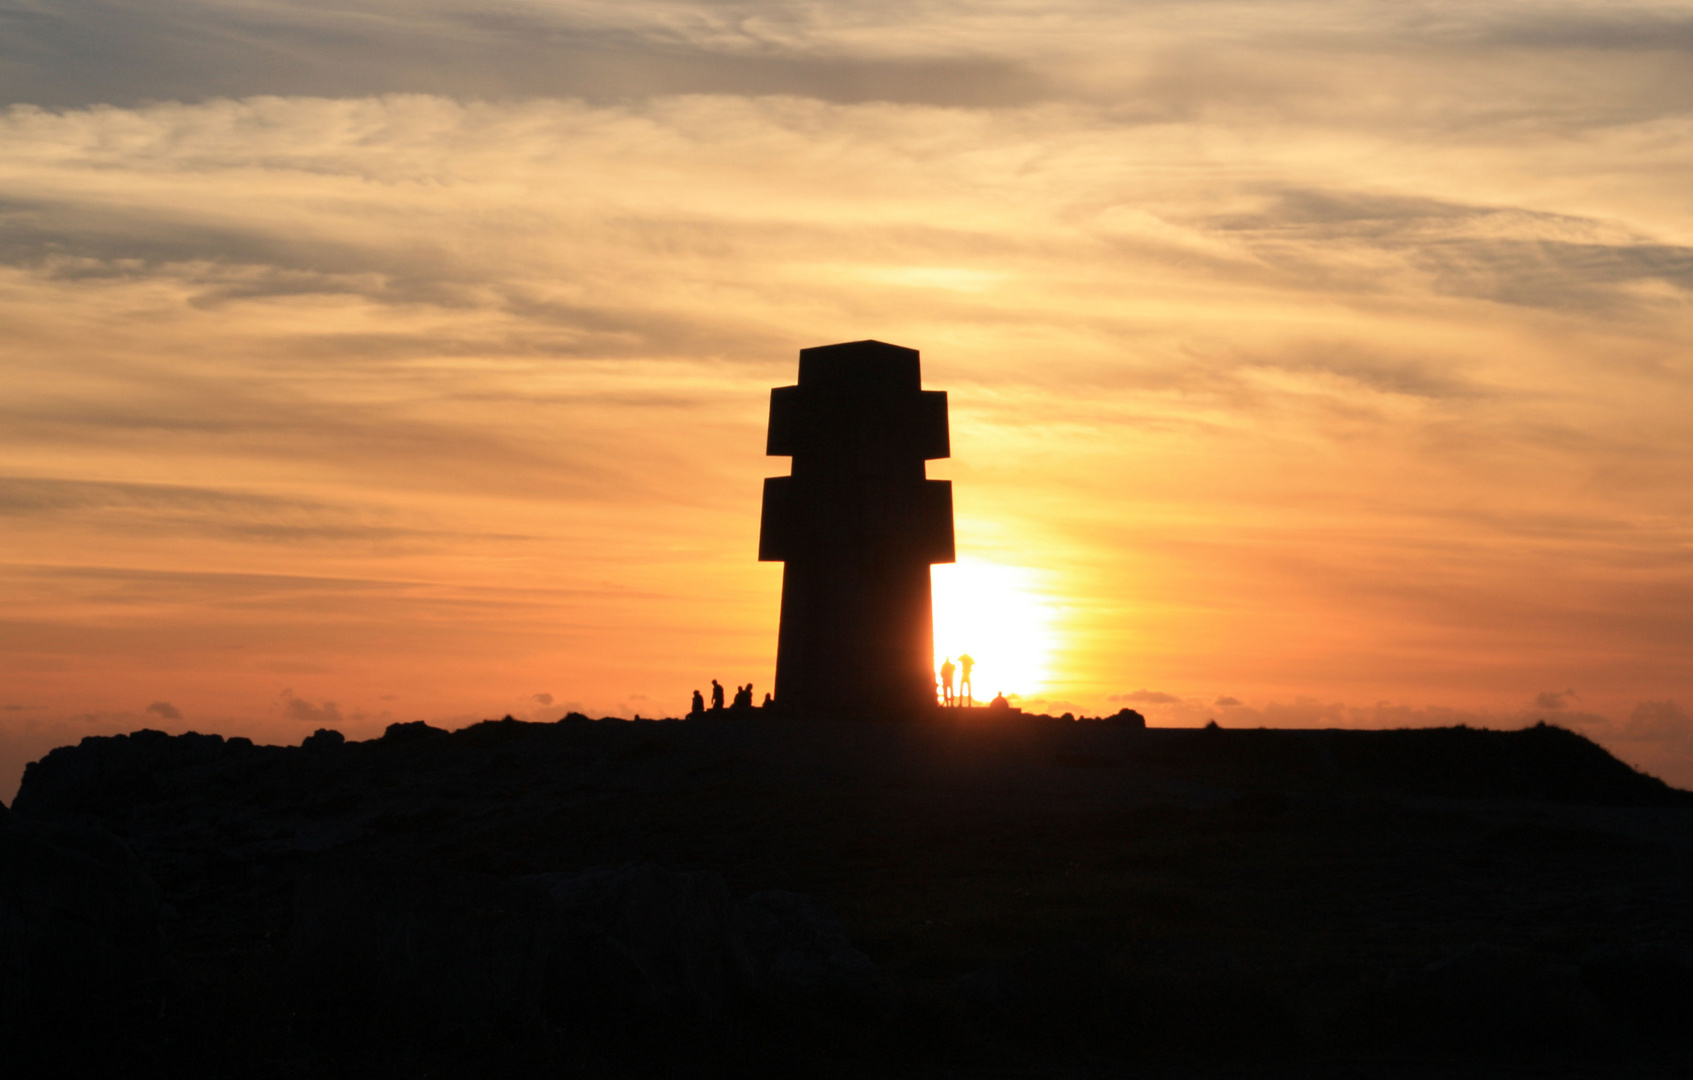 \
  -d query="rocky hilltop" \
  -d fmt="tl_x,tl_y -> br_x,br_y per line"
5,715 -> 1693,1078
